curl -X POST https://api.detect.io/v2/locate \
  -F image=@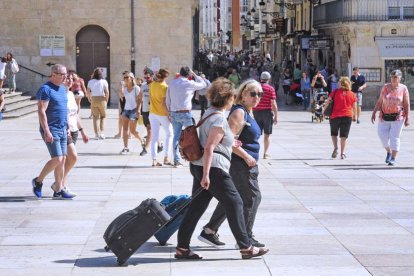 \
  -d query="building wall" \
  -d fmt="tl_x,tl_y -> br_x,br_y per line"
0,0 -> 196,106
